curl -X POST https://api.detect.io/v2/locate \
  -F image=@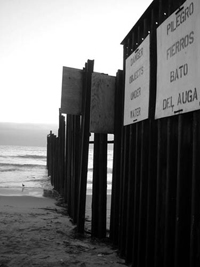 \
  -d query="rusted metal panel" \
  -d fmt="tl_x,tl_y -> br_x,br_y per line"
90,72 -> 115,134
60,66 -> 83,115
